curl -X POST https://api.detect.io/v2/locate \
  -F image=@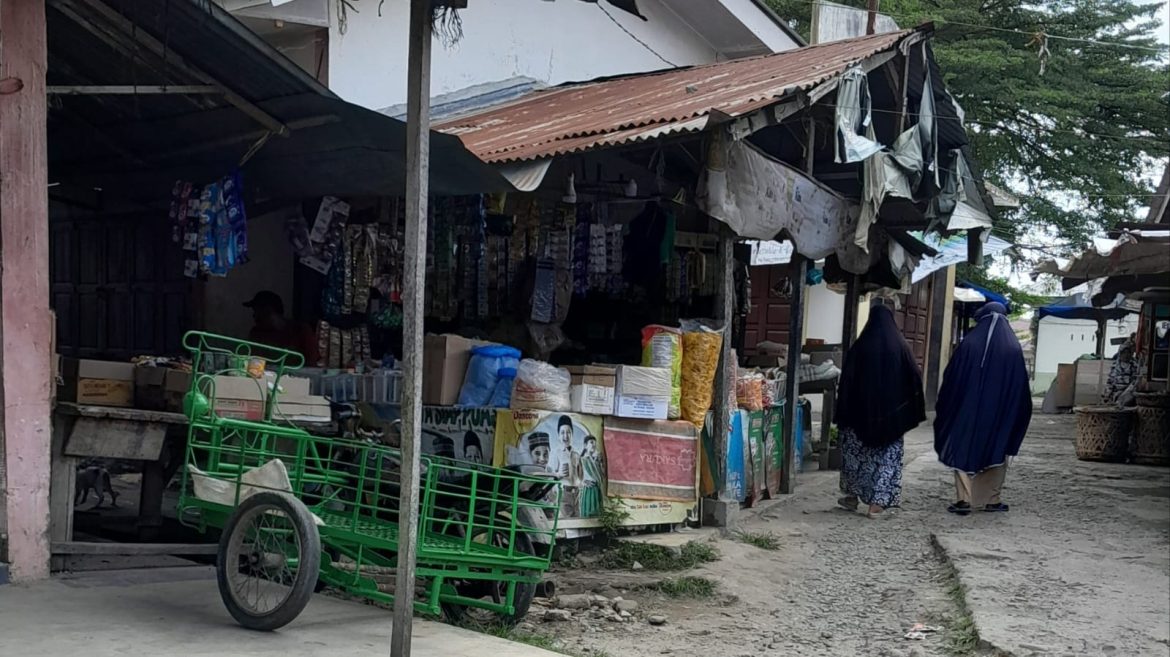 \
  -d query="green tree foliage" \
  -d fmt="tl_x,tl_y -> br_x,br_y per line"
767,0 -> 1170,259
